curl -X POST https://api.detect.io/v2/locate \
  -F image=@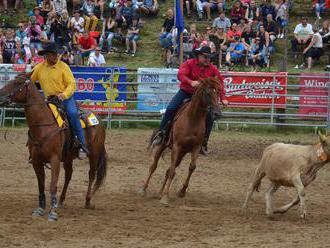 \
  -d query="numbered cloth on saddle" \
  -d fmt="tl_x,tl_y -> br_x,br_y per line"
48,103 -> 99,128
